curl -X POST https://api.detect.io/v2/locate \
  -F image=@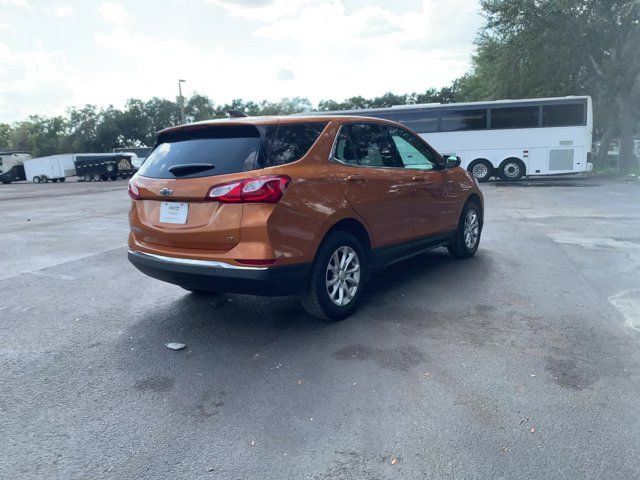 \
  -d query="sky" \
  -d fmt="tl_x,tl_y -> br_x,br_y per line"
0,0 -> 483,123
